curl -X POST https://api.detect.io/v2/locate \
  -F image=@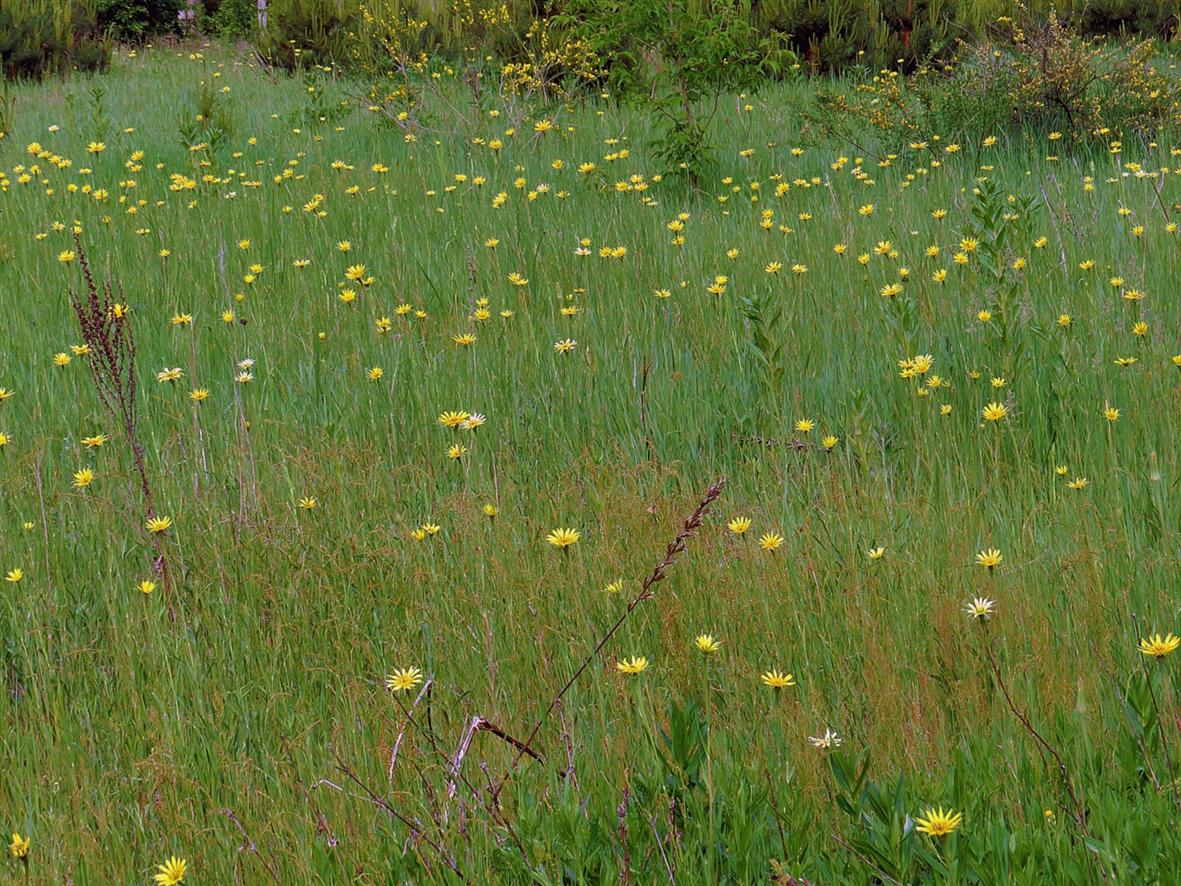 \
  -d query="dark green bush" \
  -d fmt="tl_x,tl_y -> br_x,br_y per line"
97,0 -> 182,41
201,0 -> 259,38
558,0 -> 796,183
1076,0 -> 1179,38
253,0 -> 361,71
830,10 -> 1181,146
0,2 -> 111,79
